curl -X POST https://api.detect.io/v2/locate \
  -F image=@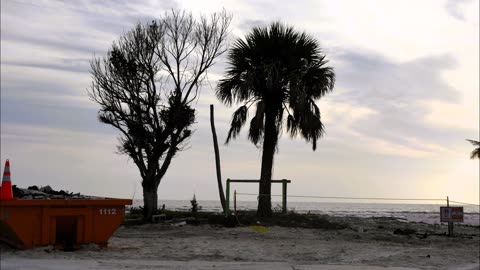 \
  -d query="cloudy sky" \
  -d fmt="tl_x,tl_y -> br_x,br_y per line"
1,0 -> 479,205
